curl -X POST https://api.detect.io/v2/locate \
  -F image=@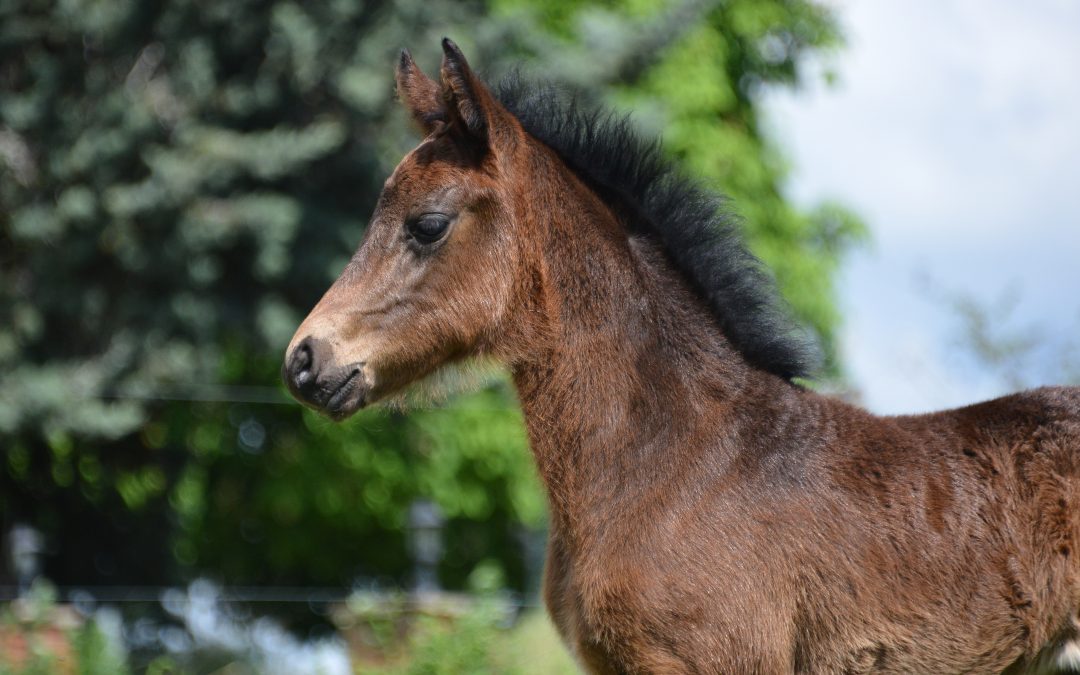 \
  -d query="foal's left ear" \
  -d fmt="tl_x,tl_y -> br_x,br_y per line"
439,38 -> 513,149
396,49 -> 446,134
